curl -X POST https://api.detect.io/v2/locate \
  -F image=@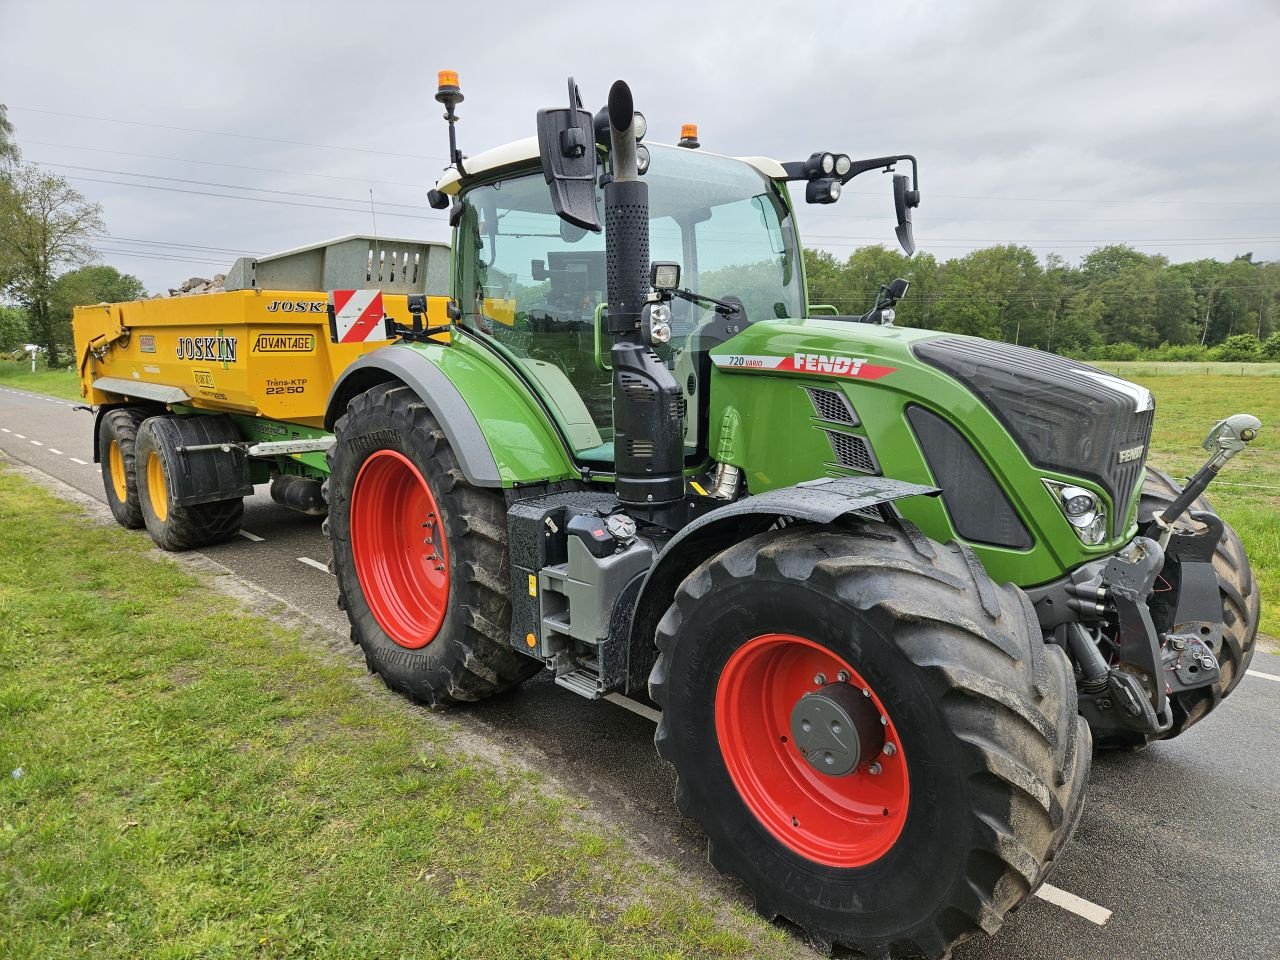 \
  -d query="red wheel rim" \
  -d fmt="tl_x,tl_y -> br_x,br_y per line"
715,633 -> 909,867
350,450 -> 449,649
